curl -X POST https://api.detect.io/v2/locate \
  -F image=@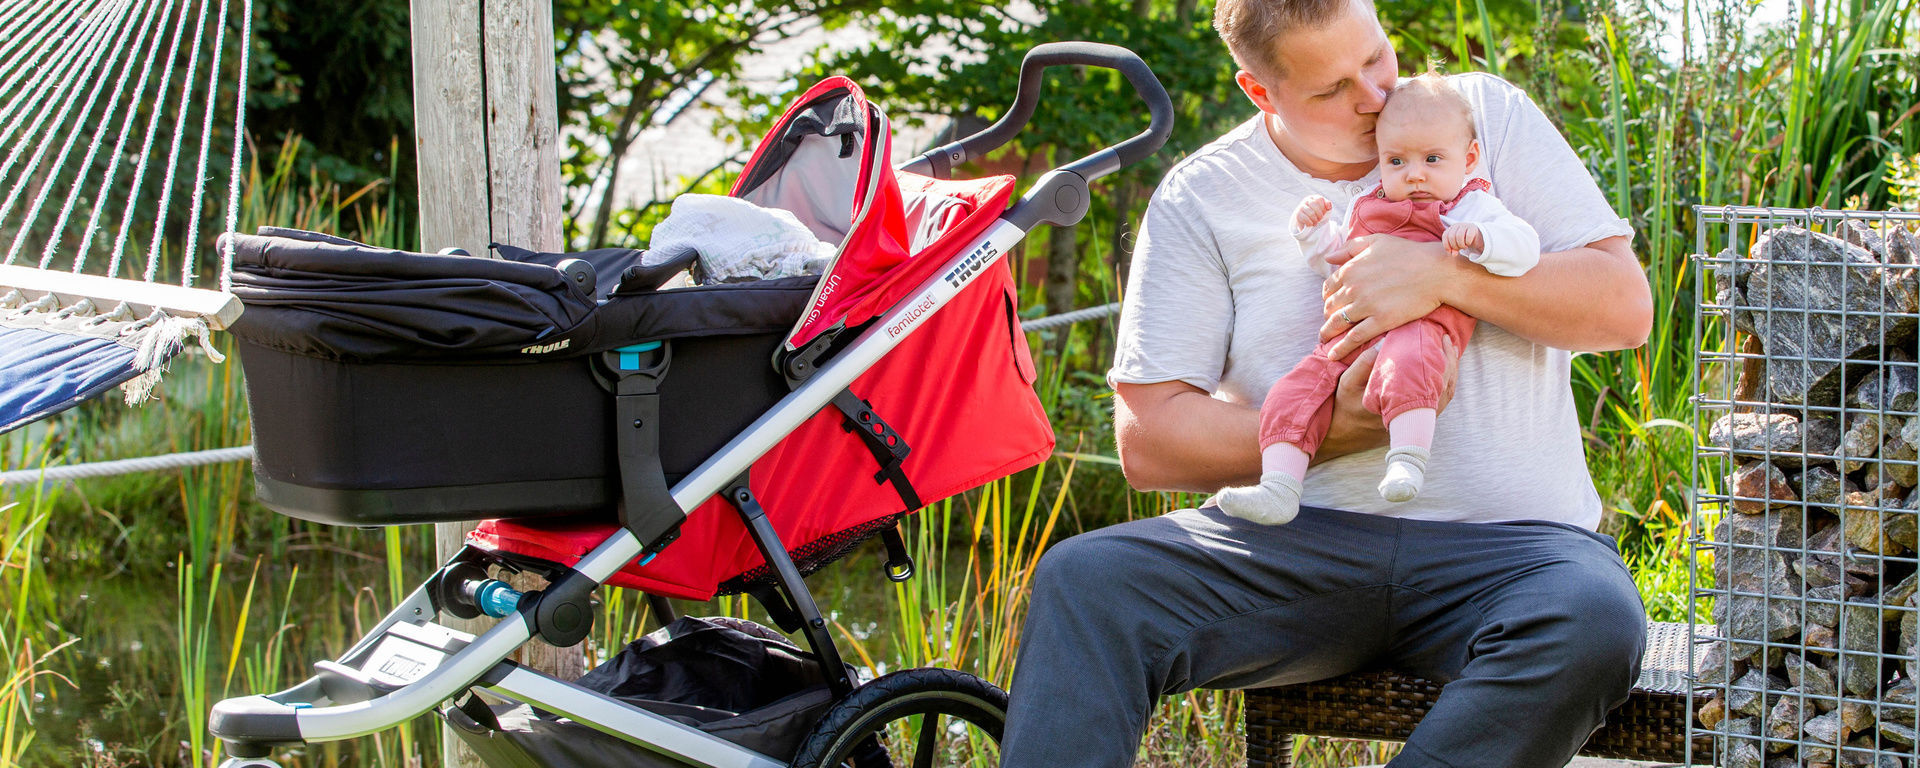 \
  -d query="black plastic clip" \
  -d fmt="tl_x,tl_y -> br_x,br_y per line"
832,390 -> 921,510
